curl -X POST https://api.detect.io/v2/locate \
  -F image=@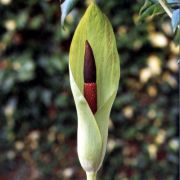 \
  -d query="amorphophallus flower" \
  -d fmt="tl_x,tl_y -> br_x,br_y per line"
69,3 -> 120,180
